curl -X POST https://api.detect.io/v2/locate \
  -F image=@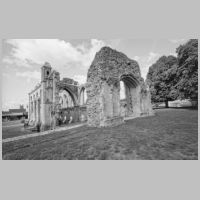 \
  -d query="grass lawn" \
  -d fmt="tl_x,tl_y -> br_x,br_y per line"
2,108 -> 198,160
2,123 -> 32,139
